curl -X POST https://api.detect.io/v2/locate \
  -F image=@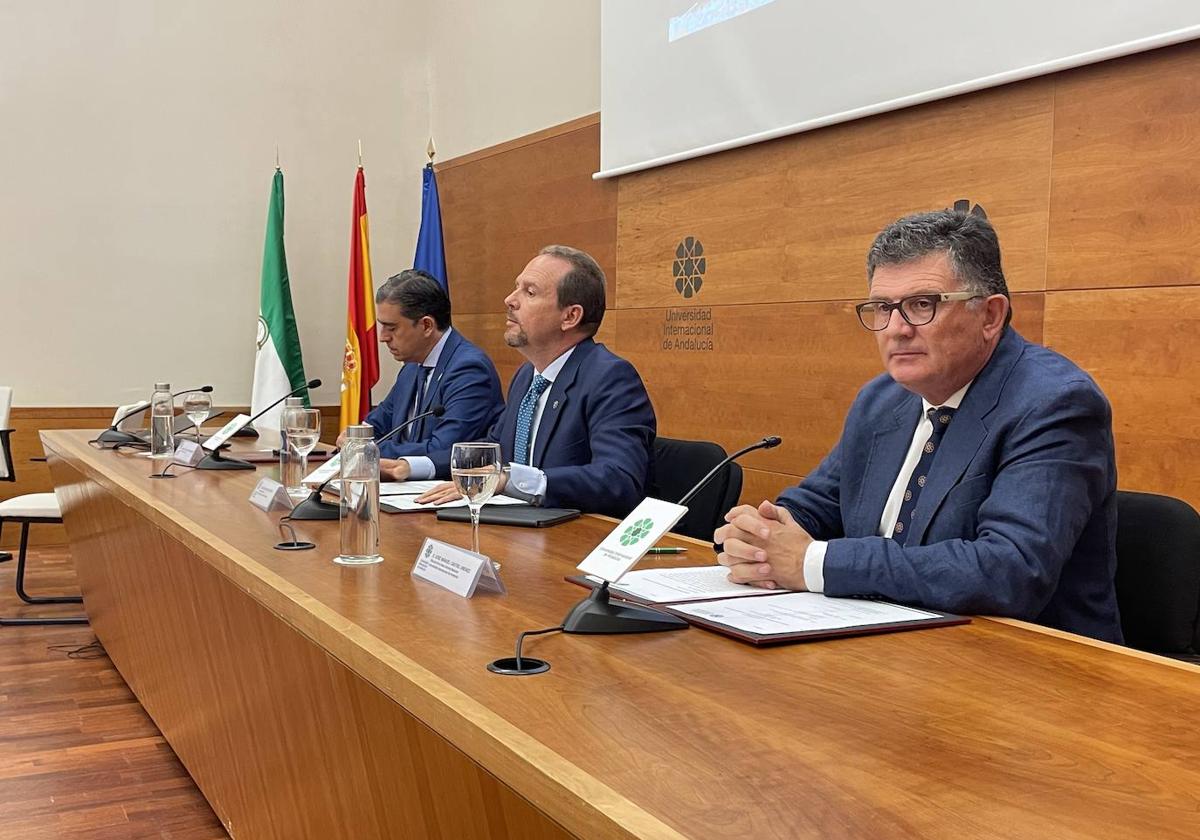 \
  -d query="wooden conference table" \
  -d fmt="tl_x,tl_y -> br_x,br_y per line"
41,430 -> 1200,839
